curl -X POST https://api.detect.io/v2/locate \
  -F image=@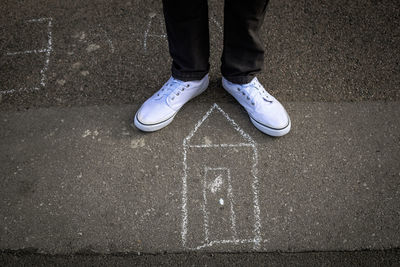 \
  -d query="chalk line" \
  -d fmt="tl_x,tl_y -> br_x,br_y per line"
181,144 -> 189,247
251,141 -> 261,249
188,143 -> 254,148
193,239 -> 256,250
202,168 -> 210,243
98,24 -> 115,53
1,17 -> 53,95
6,49 -> 49,56
226,168 -> 238,241
213,104 -> 256,145
0,87 -> 40,95
147,34 -> 167,38
27,17 -> 52,22
40,18 -> 53,87
143,13 -> 167,52
143,16 -> 153,52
